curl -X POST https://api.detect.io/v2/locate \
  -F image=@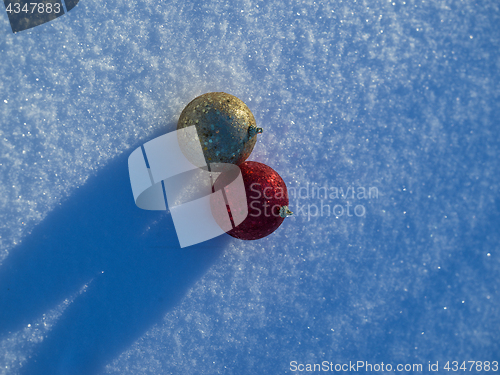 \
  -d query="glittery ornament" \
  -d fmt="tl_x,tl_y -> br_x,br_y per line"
211,161 -> 292,240
177,92 -> 262,166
